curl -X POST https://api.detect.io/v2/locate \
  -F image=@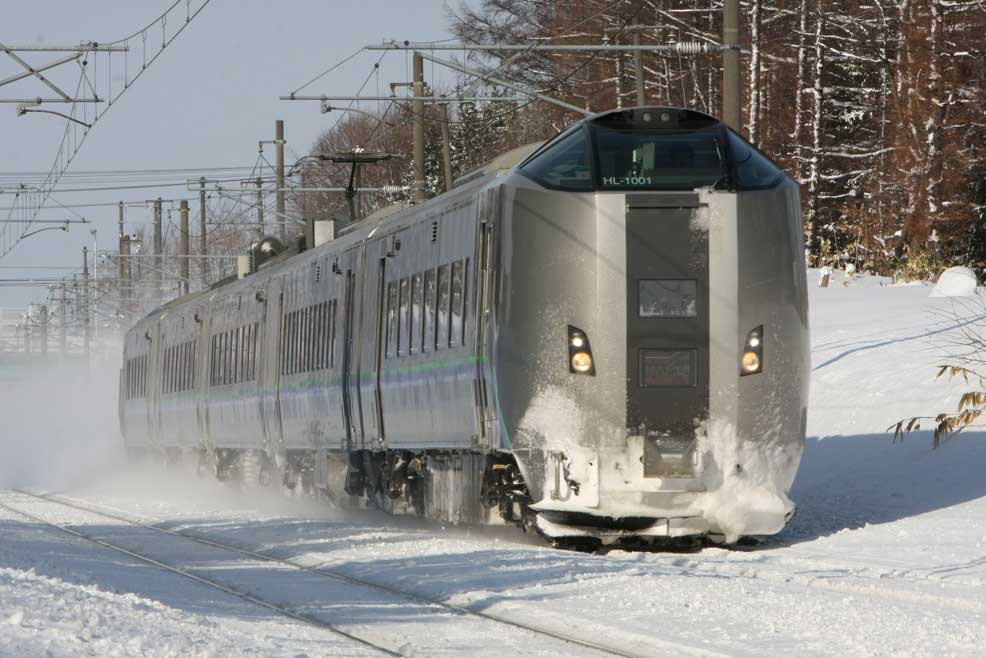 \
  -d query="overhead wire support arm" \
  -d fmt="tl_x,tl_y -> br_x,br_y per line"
0,98 -> 102,104
365,41 -> 722,54
280,95 -> 526,103
0,53 -> 81,90
0,44 -> 129,52
412,50 -> 591,116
